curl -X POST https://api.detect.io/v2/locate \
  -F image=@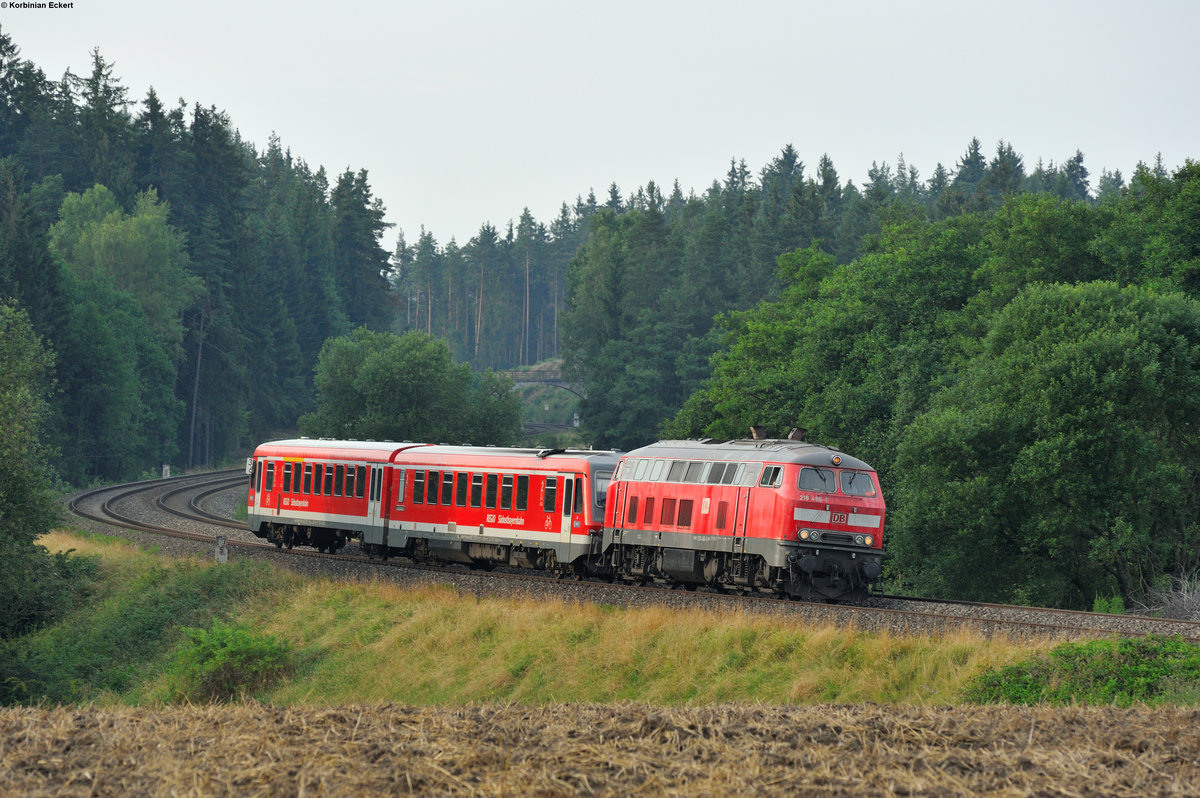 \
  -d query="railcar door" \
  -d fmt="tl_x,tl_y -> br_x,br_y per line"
560,474 -> 582,544
366,466 -> 384,528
